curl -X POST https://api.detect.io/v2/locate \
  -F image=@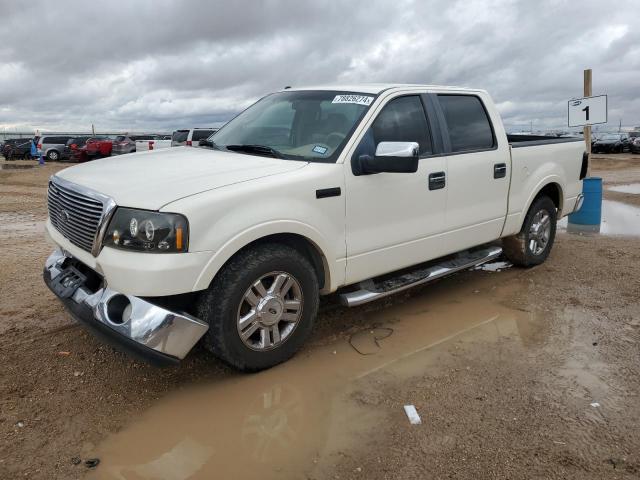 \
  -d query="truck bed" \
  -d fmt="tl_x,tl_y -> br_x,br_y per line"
507,134 -> 583,148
